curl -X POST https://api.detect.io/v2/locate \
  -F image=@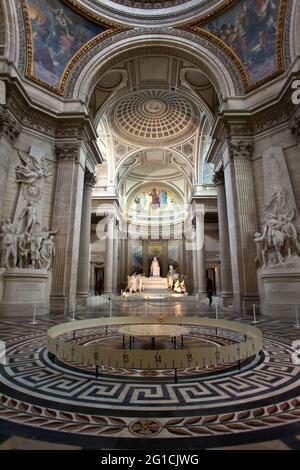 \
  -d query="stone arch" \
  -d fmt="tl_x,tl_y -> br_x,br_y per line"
288,0 -> 300,63
65,28 -> 245,101
0,0 -> 21,65
115,147 -> 195,195
0,0 -> 5,56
